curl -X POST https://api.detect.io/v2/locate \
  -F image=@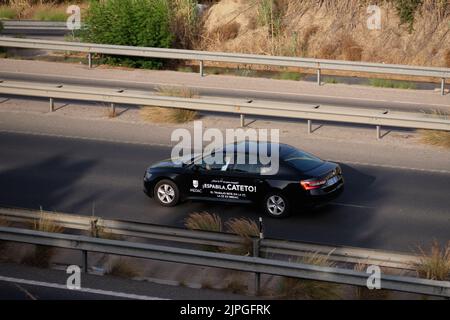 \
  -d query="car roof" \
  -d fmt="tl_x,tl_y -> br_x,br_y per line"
218,141 -> 297,159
